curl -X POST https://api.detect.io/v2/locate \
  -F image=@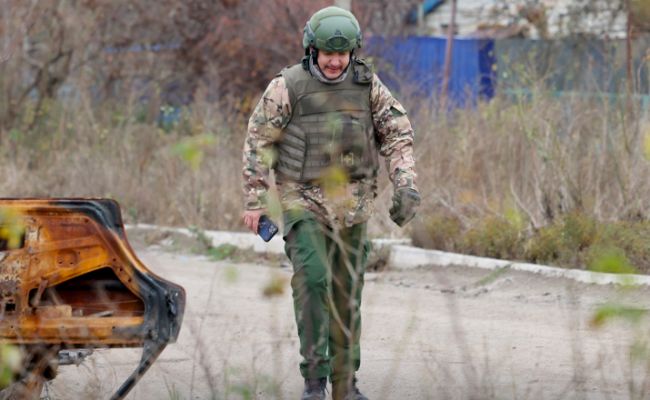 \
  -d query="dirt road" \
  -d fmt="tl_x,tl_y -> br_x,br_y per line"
47,245 -> 650,400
